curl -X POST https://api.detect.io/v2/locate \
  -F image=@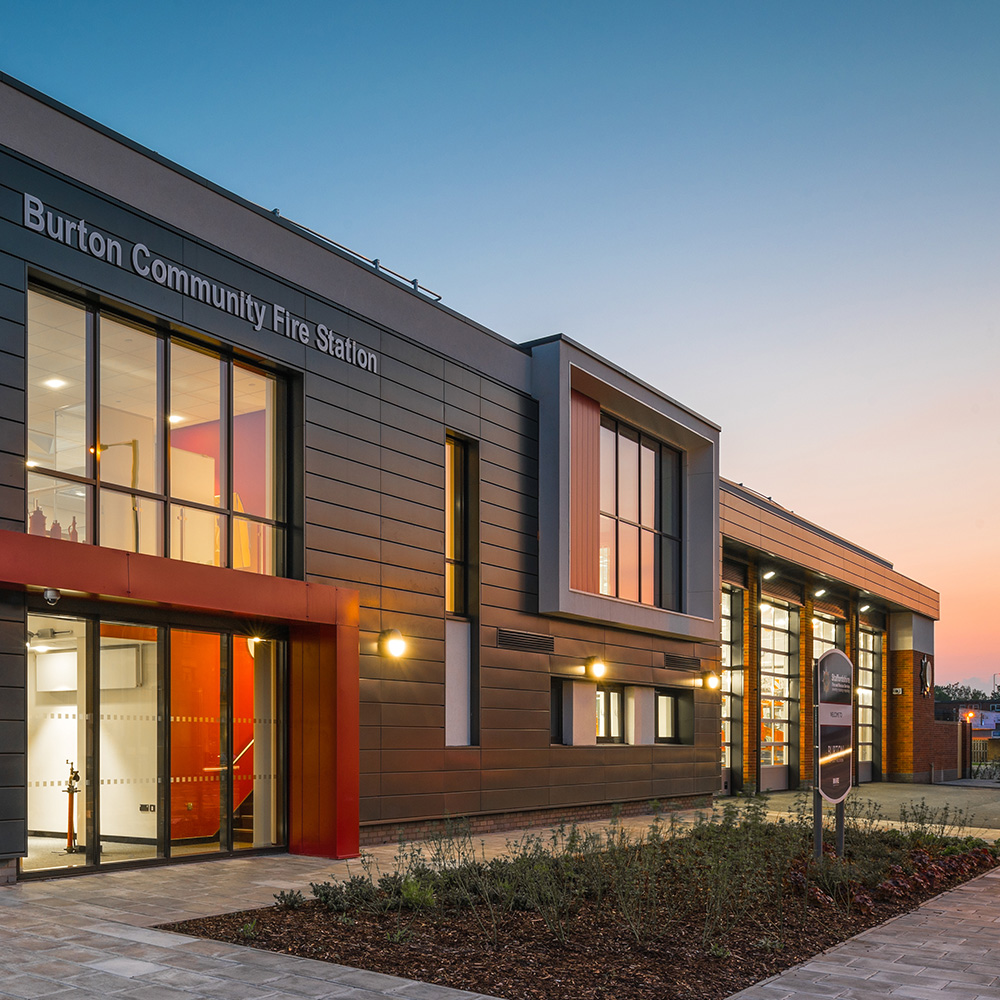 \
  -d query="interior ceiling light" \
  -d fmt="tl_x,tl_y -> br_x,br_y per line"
168,414 -> 184,424
43,377 -> 67,389
759,602 -> 771,612
815,589 -> 826,597
763,570 -> 776,580
860,604 -> 871,613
